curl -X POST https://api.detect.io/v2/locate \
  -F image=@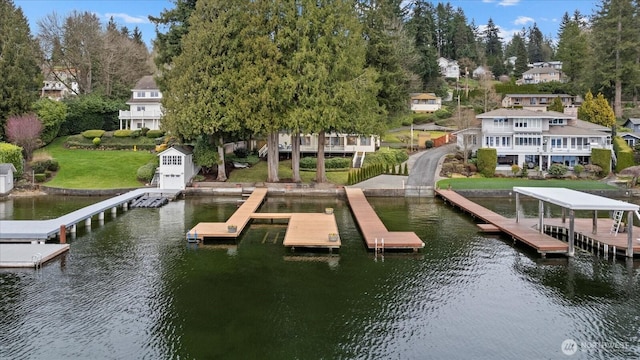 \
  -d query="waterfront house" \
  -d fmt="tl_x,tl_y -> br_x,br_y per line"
118,75 -> 163,130
620,132 -> 640,147
0,163 -> 16,195
518,67 -> 564,85
273,133 -> 378,156
472,66 -> 491,79
456,109 -> 612,172
501,94 -> 576,111
157,146 -> 198,190
410,93 -> 442,113
622,118 -> 640,133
